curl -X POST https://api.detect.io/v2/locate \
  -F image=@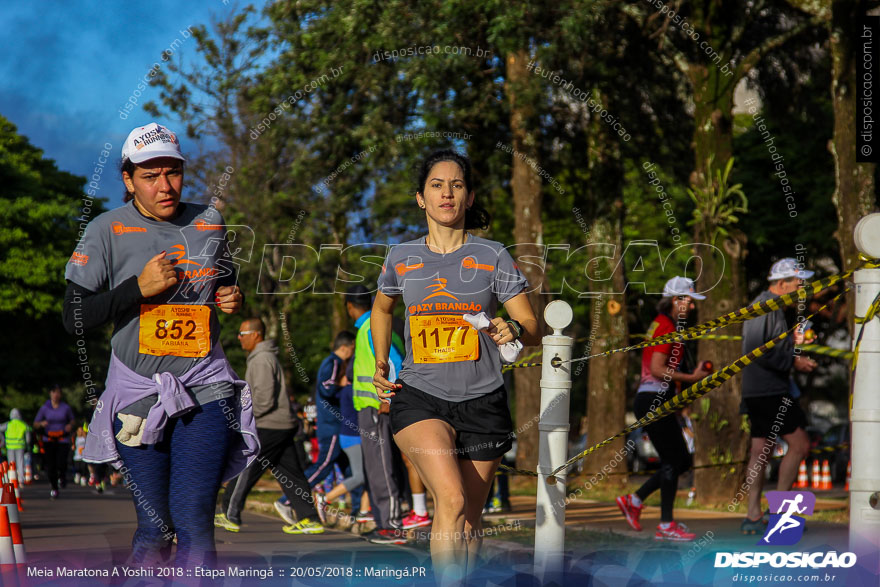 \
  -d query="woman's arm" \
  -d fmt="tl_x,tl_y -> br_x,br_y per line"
649,351 -> 708,384
63,278 -> 143,334
489,293 -> 541,347
371,291 -> 400,399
